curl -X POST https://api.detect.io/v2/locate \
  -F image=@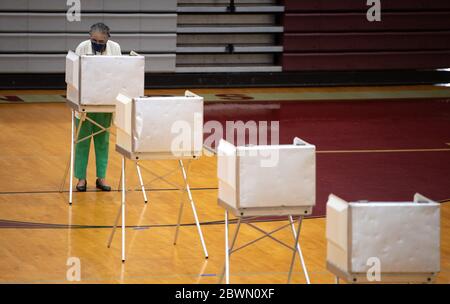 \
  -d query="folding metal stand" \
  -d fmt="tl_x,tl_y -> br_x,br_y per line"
107,146 -> 209,262
59,100 -> 117,204
218,205 -> 311,284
